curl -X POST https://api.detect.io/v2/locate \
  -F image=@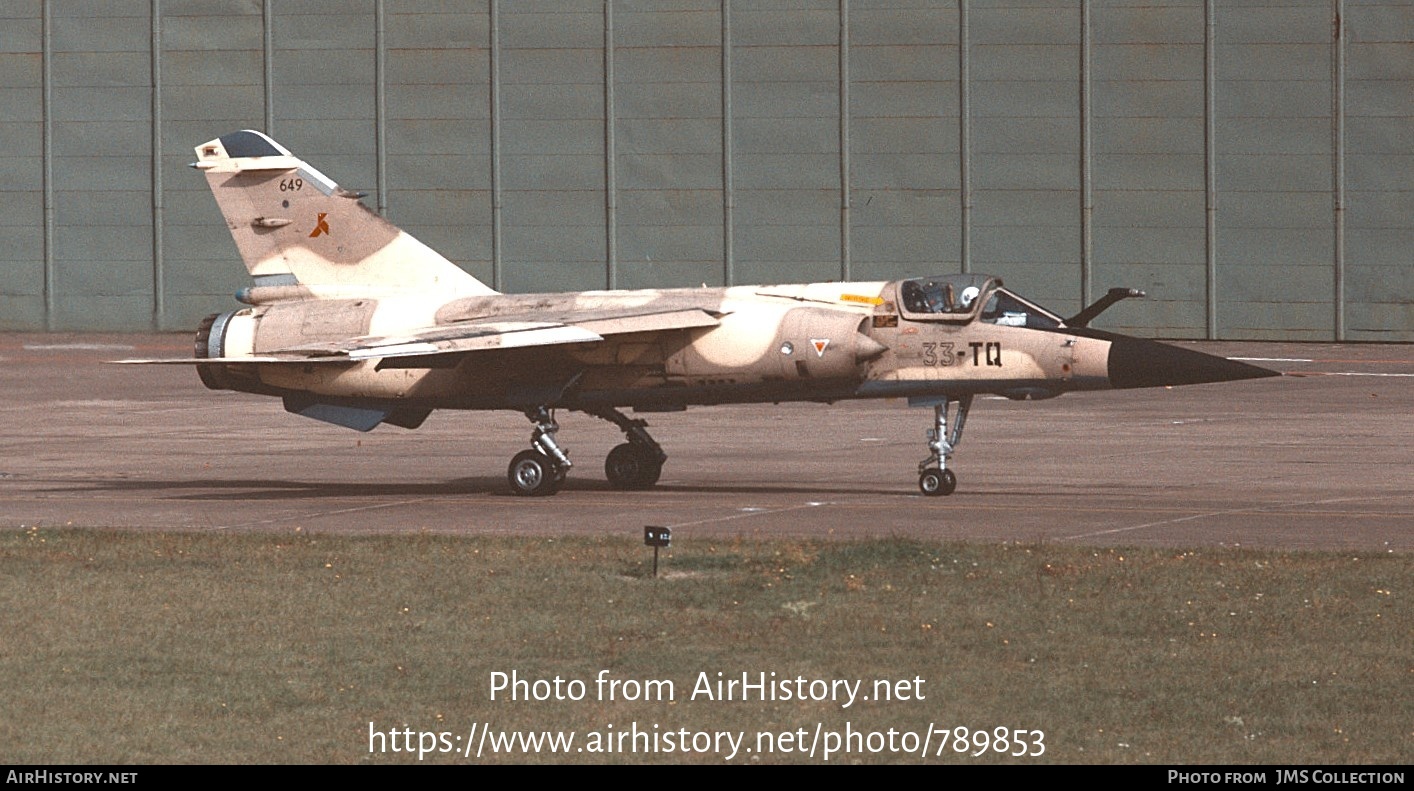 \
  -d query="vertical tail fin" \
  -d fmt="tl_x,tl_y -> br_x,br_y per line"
193,130 -> 497,295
